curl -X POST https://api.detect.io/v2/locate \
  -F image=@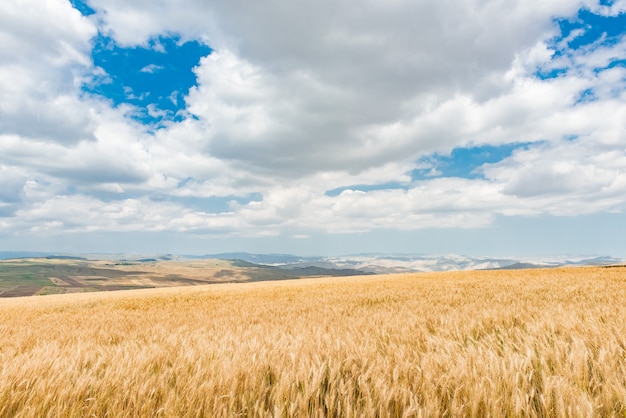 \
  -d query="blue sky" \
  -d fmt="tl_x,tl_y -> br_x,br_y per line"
84,35 -> 211,125
1,0 -> 626,257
